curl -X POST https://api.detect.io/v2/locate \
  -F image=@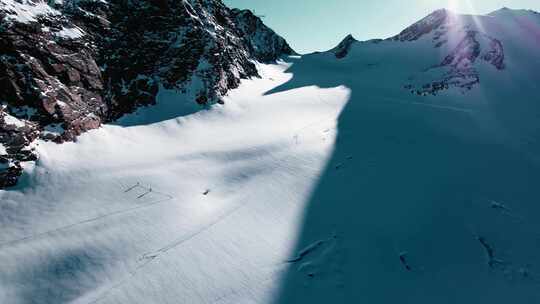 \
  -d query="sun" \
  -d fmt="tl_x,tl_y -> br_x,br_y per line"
447,0 -> 461,12
447,0 -> 486,31
446,0 -> 477,14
